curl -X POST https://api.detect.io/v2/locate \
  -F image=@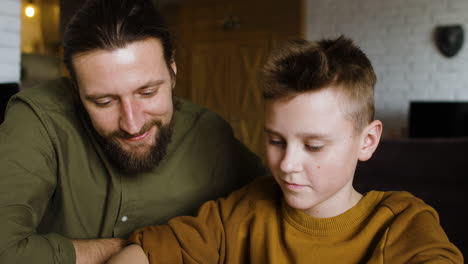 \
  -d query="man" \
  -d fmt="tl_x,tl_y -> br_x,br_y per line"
0,0 -> 265,263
